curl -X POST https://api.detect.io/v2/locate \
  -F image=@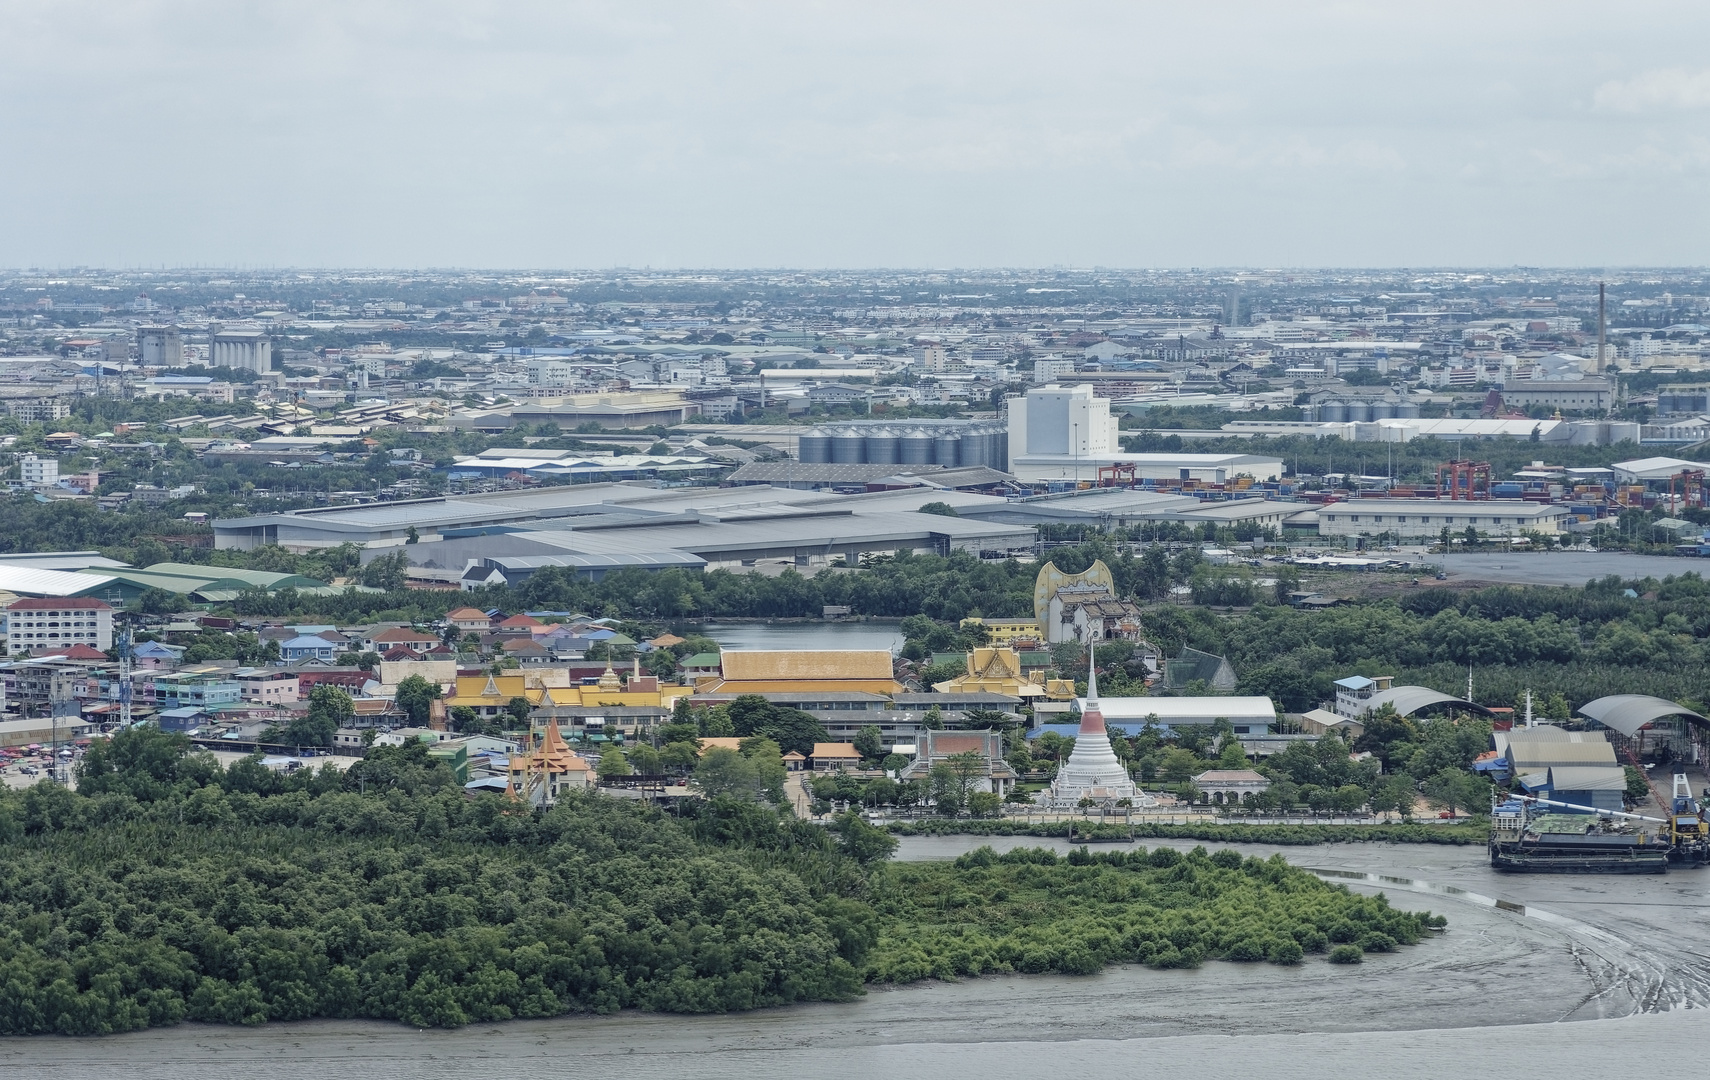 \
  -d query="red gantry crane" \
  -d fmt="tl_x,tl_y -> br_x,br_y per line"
1436,459 -> 1492,500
